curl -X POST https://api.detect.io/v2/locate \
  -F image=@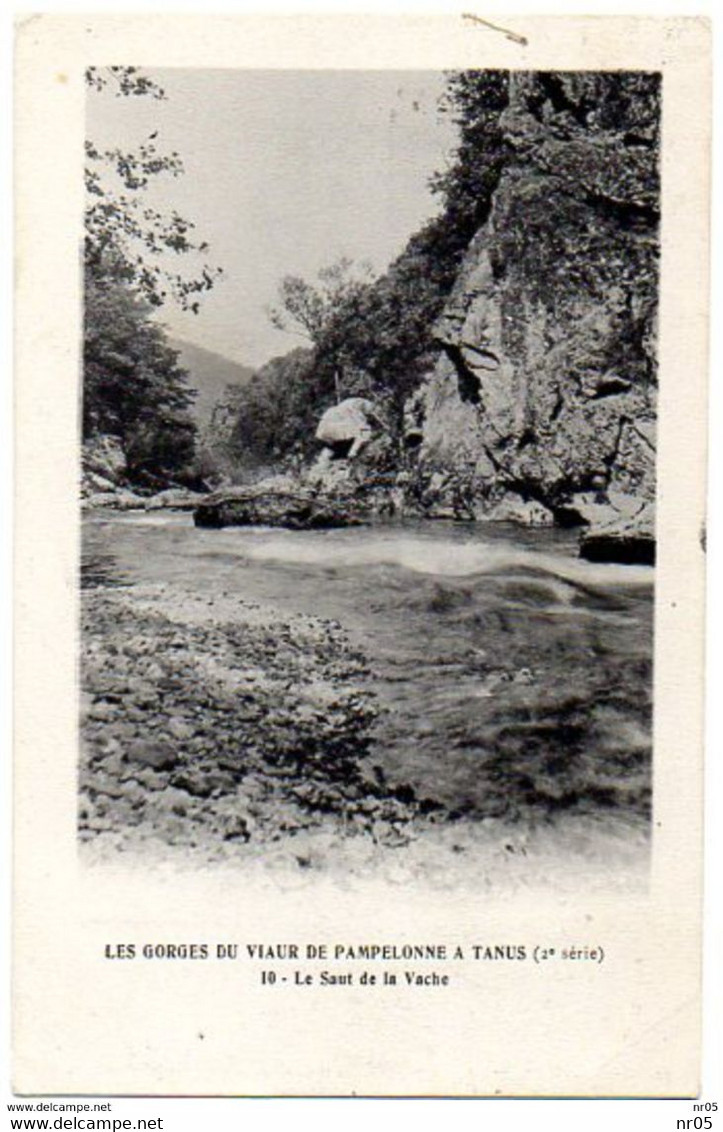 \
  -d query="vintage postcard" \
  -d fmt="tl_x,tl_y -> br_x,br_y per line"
14,14 -> 710,1096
